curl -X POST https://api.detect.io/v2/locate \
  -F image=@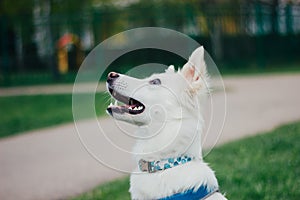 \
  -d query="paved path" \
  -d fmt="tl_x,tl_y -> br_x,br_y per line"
0,83 -> 106,96
1,74 -> 300,200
